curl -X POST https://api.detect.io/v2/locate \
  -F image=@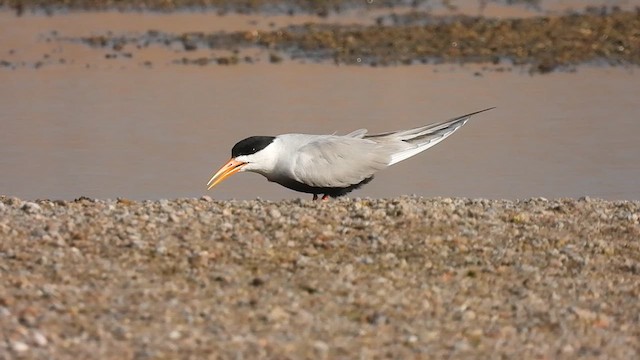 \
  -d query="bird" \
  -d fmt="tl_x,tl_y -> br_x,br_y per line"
207,108 -> 493,200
